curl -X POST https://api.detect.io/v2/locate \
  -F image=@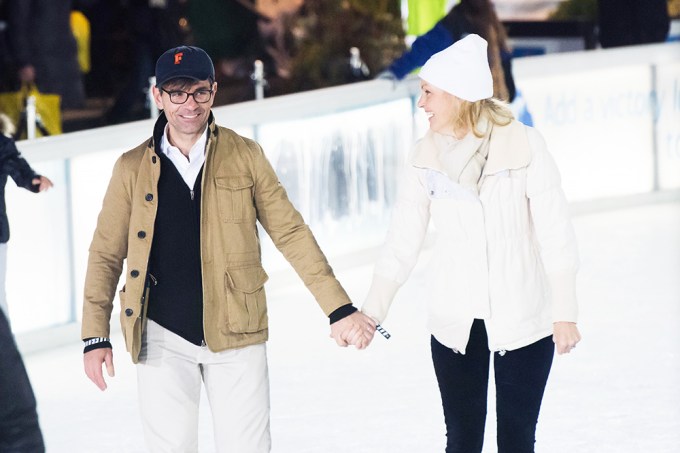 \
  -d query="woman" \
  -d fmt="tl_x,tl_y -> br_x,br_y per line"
362,34 -> 581,452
